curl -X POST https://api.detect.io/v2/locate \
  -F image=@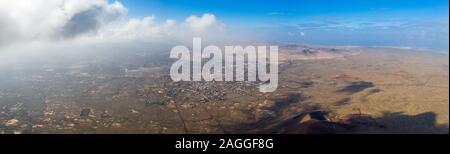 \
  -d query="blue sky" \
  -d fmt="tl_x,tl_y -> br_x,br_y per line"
118,0 -> 448,51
